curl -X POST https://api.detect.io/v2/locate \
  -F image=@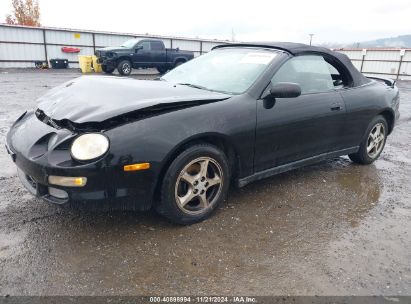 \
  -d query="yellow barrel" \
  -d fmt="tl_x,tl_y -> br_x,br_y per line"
78,55 -> 93,73
92,55 -> 102,73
